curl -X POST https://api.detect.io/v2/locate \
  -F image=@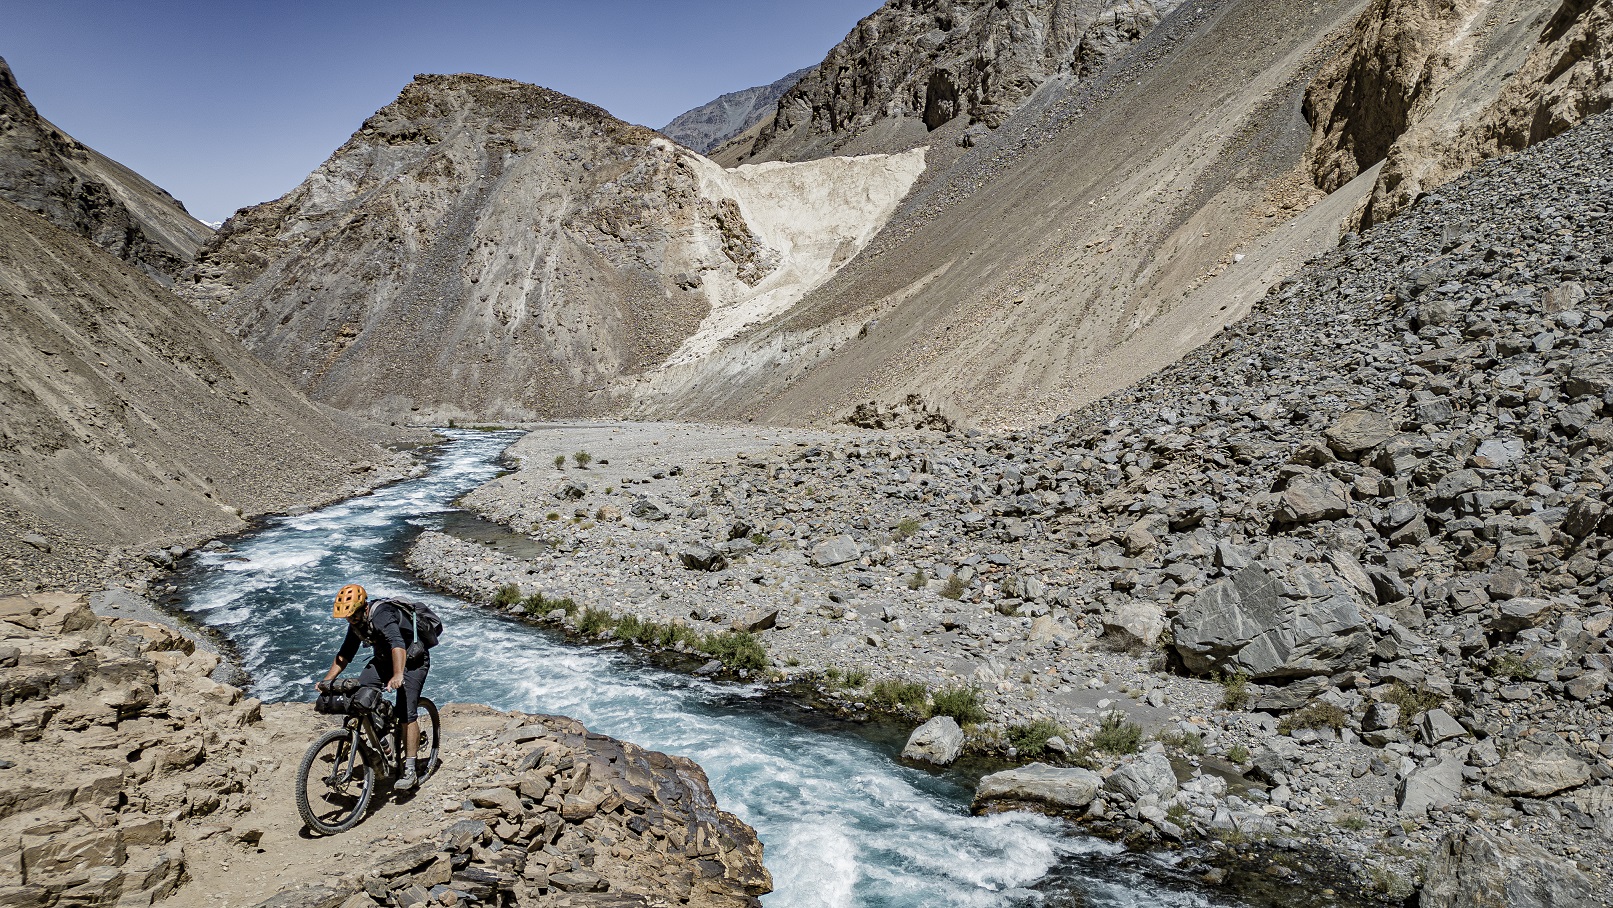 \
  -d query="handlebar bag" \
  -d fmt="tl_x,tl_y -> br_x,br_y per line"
314,693 -> 352,715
